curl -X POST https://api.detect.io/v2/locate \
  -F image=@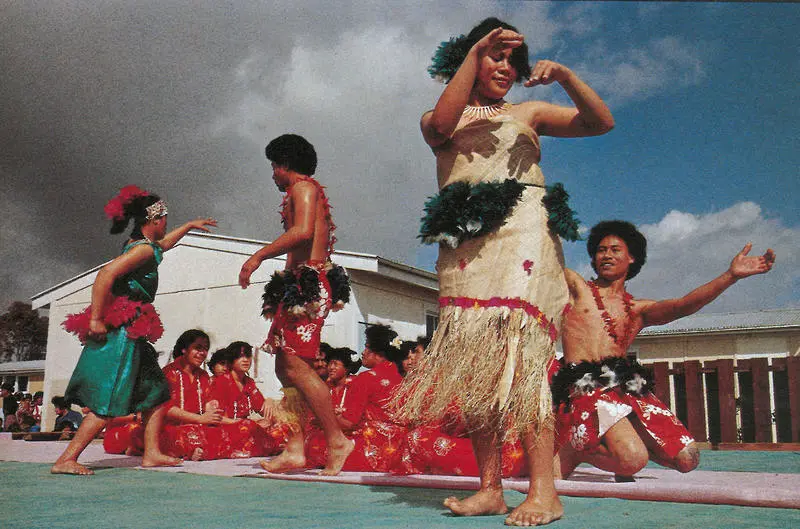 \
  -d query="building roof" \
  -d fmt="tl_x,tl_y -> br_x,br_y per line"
639,308 -> 800,337
0,360 -> 46,375
30,232 -> 438,309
